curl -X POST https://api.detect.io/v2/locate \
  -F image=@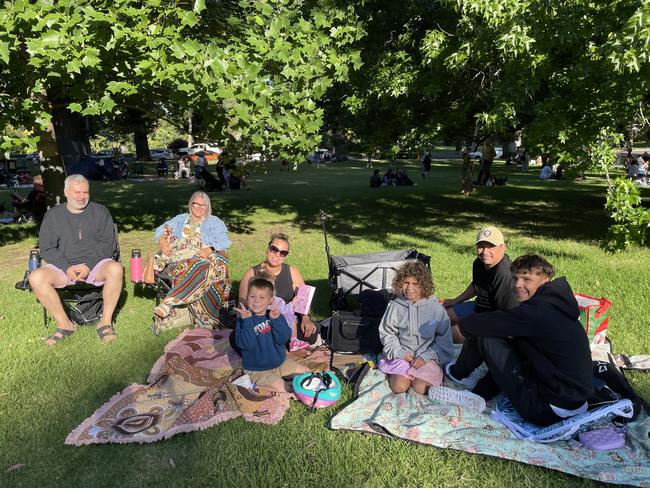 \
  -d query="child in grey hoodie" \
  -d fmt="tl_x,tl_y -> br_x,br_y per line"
379,262 -> 454,395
